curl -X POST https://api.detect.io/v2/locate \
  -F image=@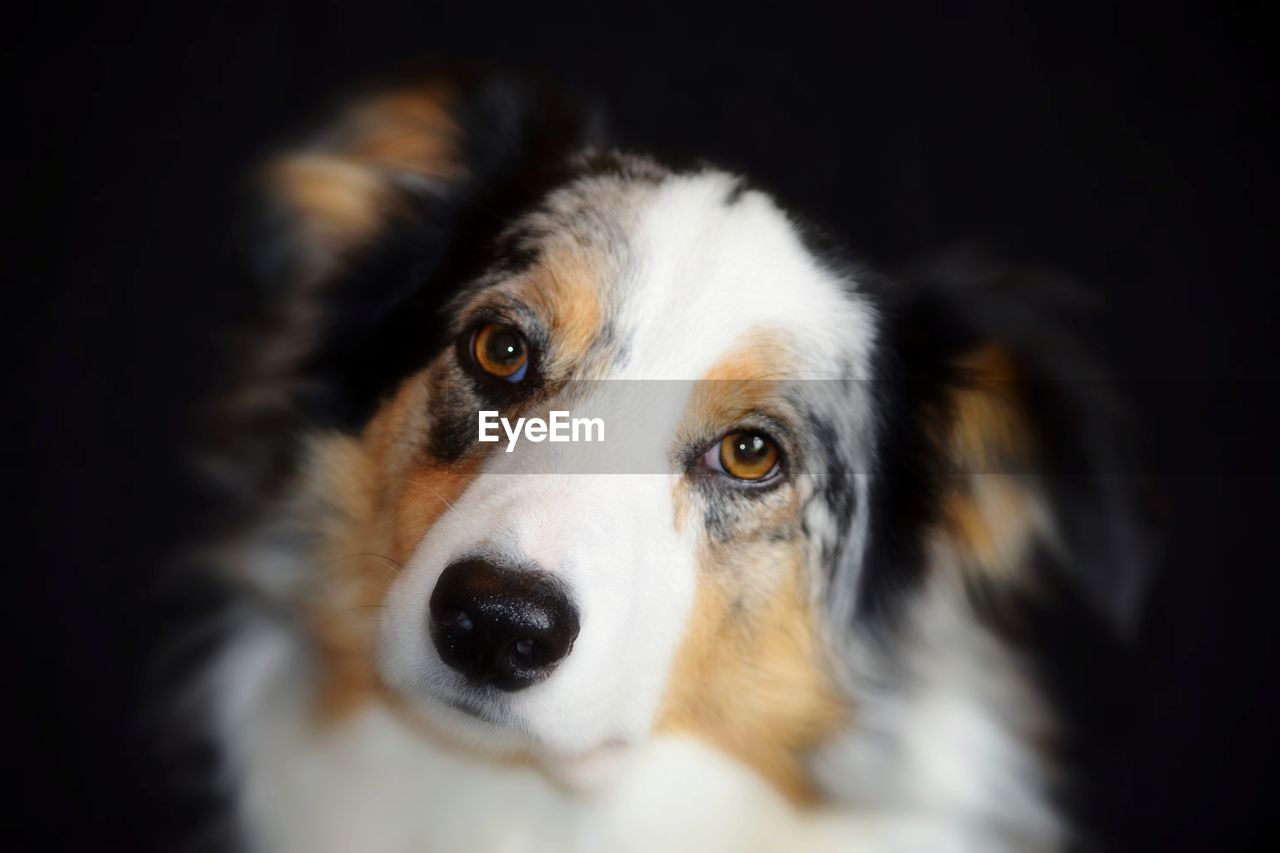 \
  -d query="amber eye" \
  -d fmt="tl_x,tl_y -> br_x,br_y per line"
472,323 -> 529,382
713,432 -> 780,482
